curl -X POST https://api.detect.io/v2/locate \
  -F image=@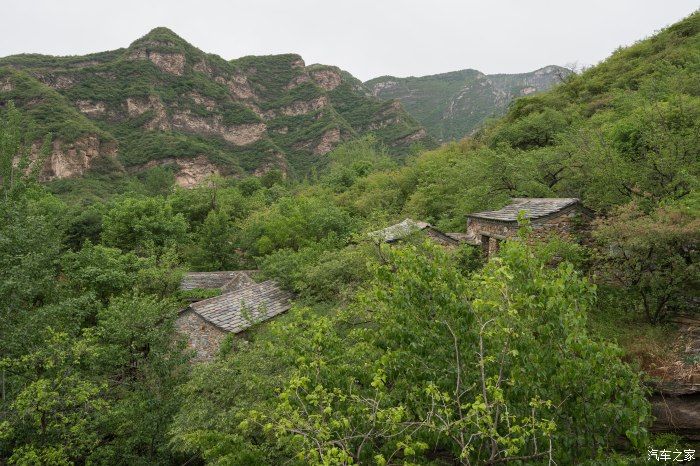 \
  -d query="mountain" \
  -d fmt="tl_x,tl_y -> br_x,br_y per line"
365,65 -> 570,141
0,27 -> 432,186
